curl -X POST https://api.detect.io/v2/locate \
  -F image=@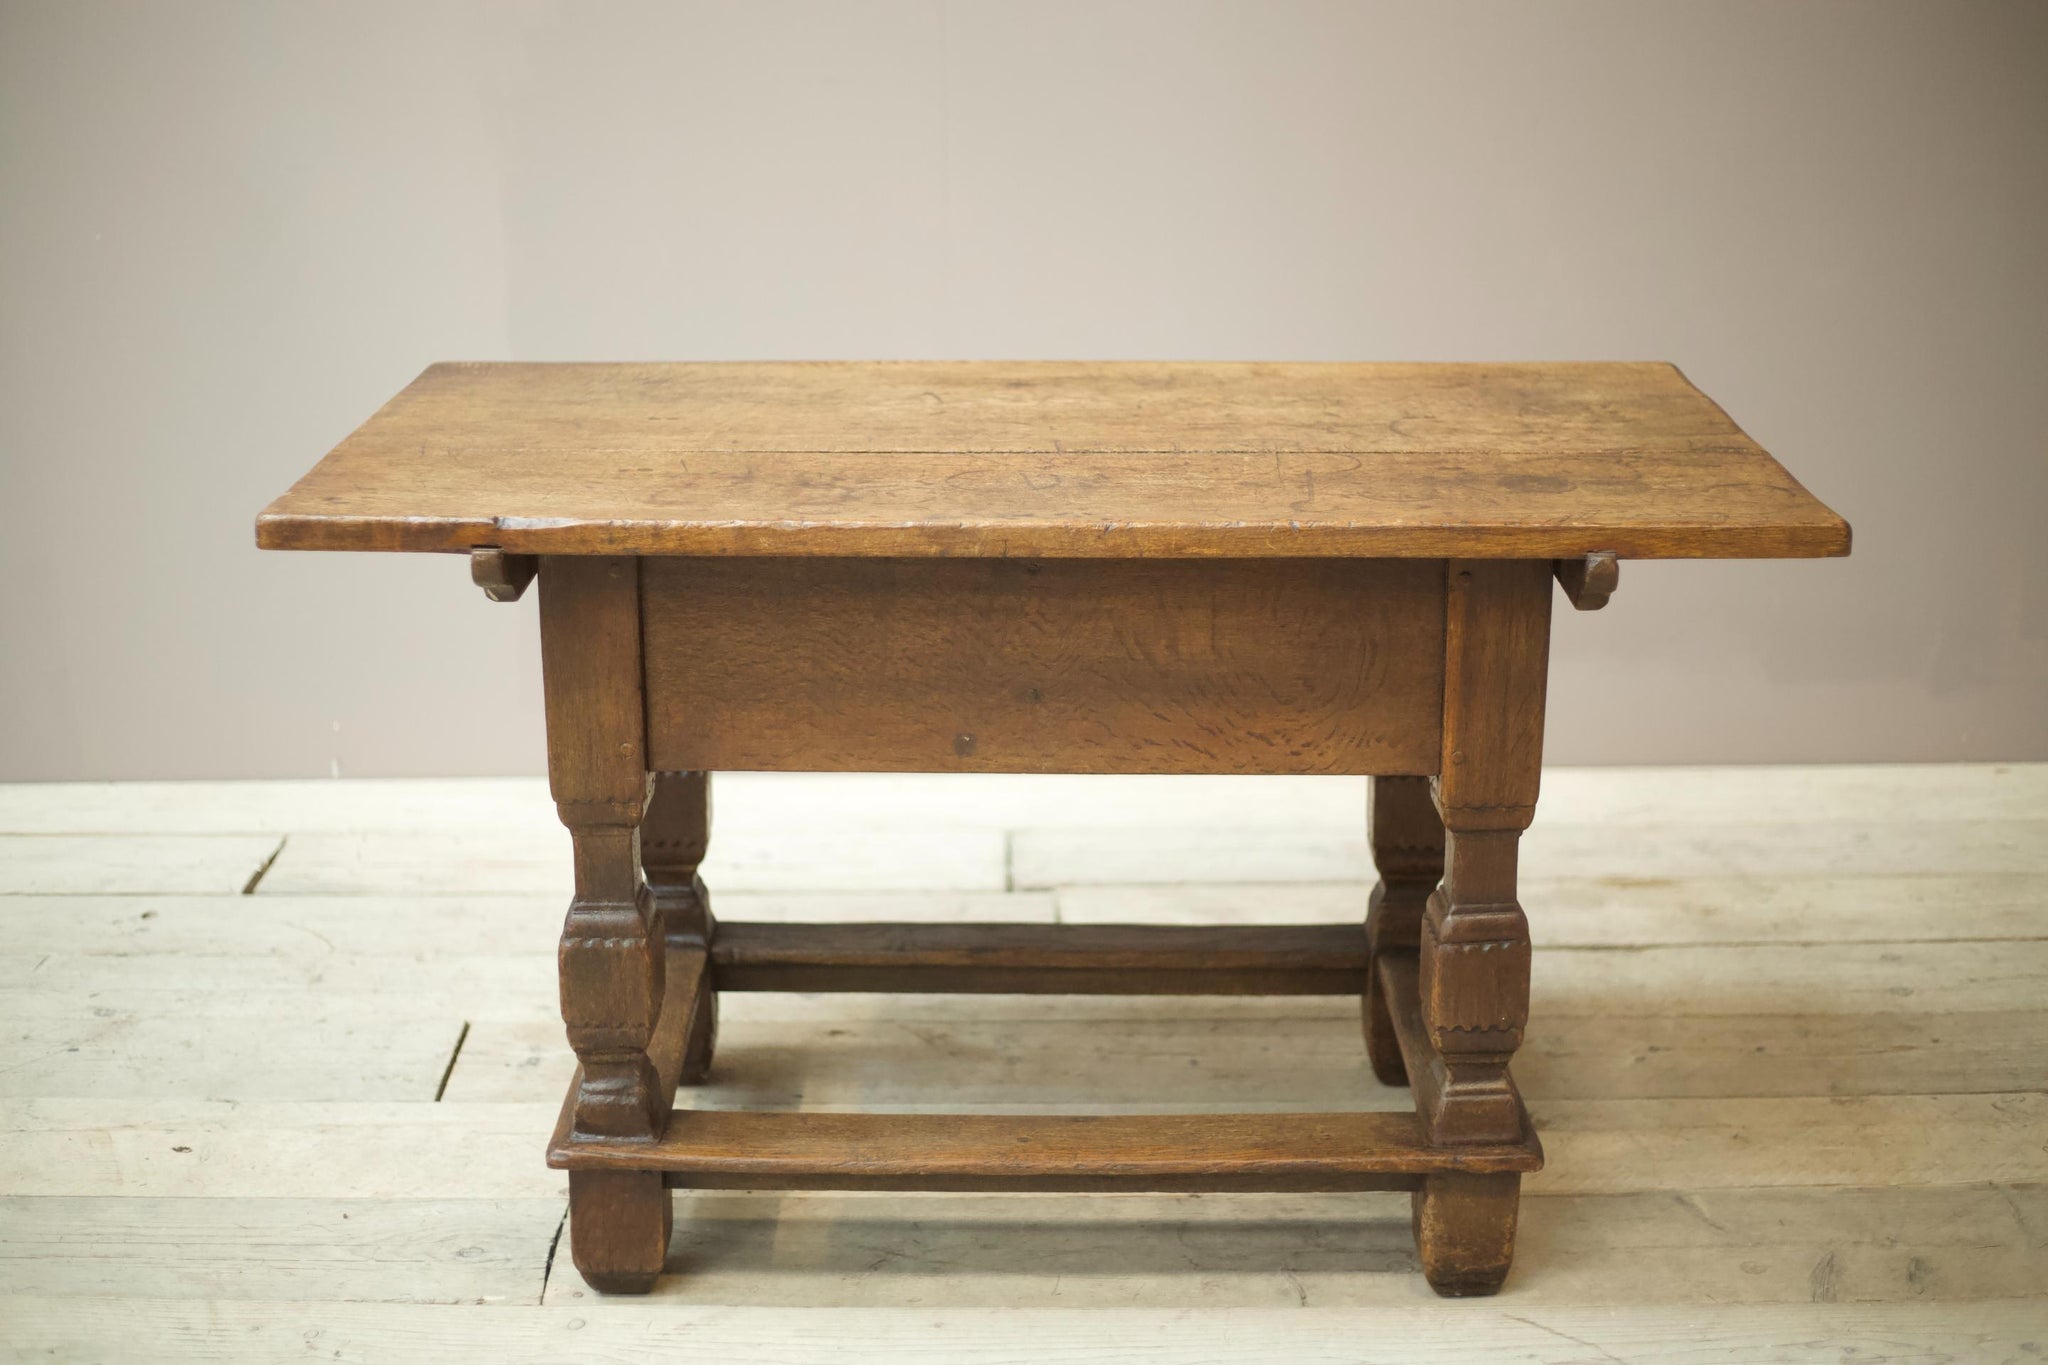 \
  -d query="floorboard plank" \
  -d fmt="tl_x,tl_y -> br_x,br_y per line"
0,779 -> 560,837
10,939 -> 2044,1018
7,874 -> 2036,962
0,836 -> 281,896
0,891 -> 1053,960
2,1185 -> 2038,1310
1058,873 -> 2048,945
2,764 -> 2040,836
0,1100 -> 565,1199
0,1014 -> 462,1101
256,827 -> 1009,896
0,1296 -> 2037,1362
1015,819 -> 2048,886
1524,1092 -> 2048,1193
446,1007 -> 2048,1107
0,957 -> 558,1021
540,1183 -> 2048,1308
0,1197 -> 559,1303
1536,762 -> 2048,826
